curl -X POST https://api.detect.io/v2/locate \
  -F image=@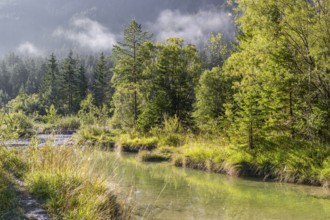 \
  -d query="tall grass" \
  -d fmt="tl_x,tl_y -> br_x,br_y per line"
0,147 -> 27,218
23,146 -> 130,220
